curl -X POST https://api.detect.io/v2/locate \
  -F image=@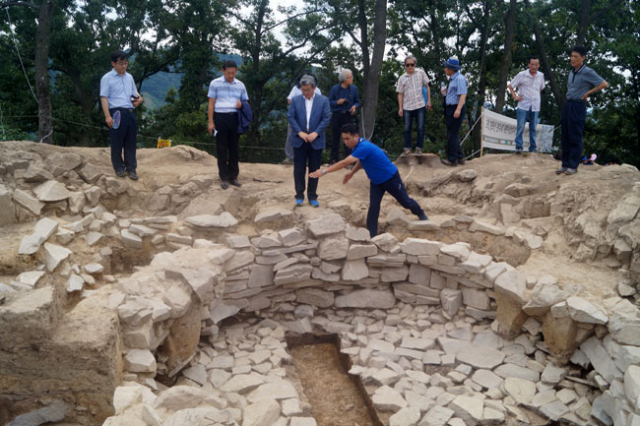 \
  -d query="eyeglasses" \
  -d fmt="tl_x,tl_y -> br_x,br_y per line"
405,63 -> 416,67
115,61 -> 128,66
